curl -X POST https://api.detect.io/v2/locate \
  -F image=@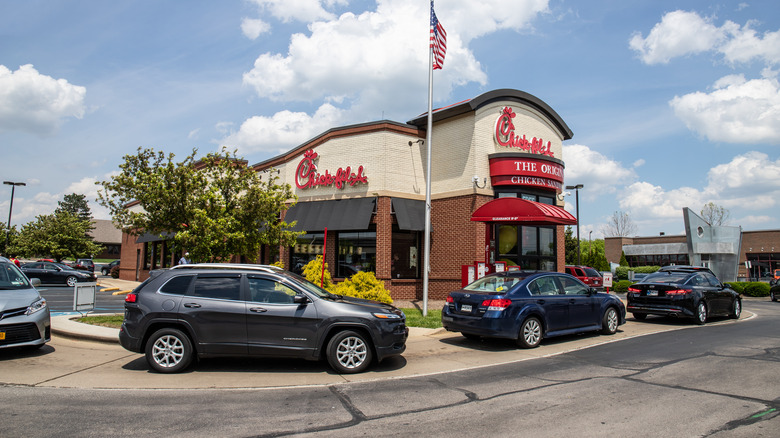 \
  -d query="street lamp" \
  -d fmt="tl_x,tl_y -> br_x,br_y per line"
565,184 -> 583,266
3,181 -> 26,254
